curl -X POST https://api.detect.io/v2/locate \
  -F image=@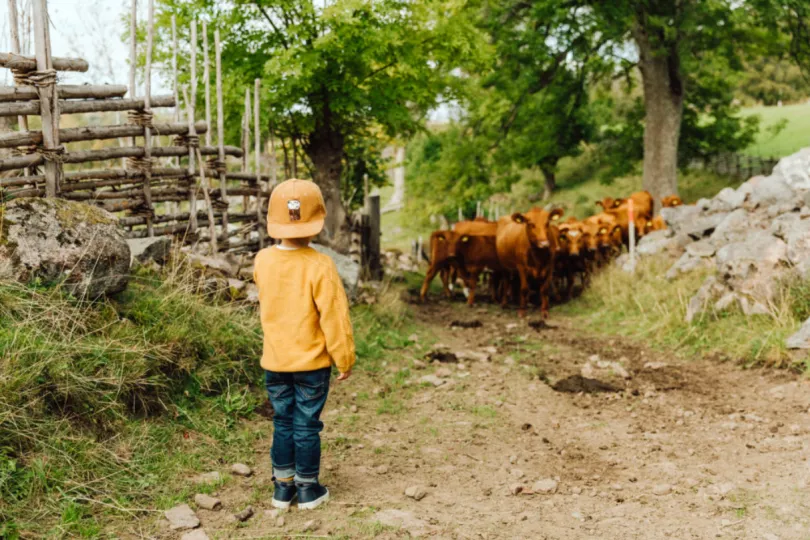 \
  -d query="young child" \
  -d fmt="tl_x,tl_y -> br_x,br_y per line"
253,178 -> 355,510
